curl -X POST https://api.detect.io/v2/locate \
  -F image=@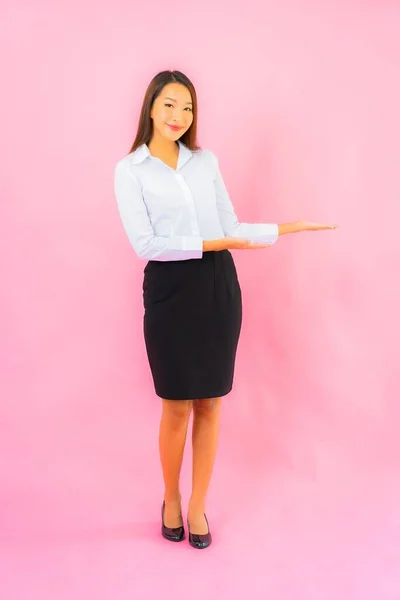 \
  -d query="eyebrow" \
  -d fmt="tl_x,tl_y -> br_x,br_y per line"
164,96 -> 193,105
